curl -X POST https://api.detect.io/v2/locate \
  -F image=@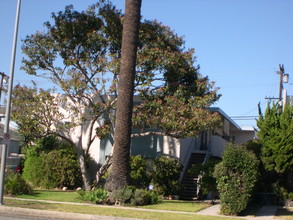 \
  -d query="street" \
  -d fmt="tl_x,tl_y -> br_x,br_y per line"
0,213 -> 59,220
